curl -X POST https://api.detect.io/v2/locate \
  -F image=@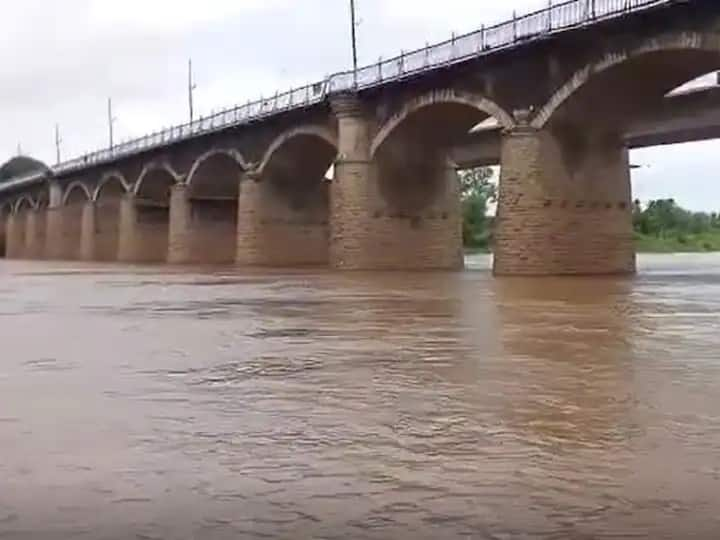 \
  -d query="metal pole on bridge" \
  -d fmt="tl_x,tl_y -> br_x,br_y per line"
188,58 -> 197,123
55,124 -> 62,164
350,0 -> 359,88
108,98 -> 116,151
